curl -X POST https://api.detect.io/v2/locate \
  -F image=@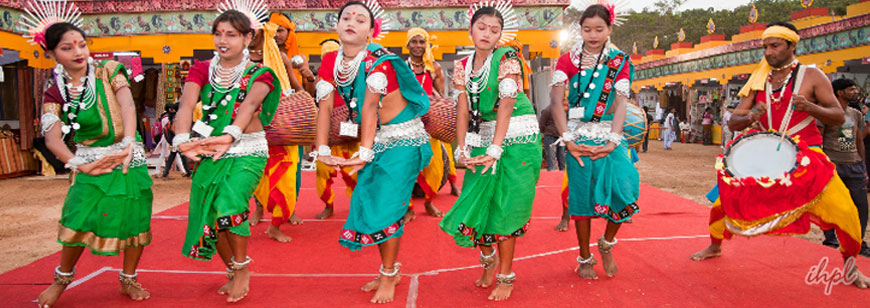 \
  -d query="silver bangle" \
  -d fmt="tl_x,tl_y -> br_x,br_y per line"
172,133 -> 191,147
485,144 -> 503,160
561,131 -> 577,143
222,125 -> 242,143
310,145 -> 331,161
65,157 -> 86,171
454,147 -> 468,161
120,136 -> 135,148
355,146 -> 375,163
